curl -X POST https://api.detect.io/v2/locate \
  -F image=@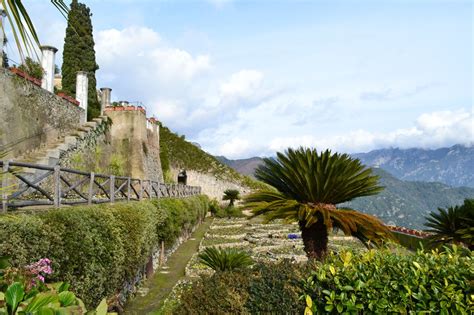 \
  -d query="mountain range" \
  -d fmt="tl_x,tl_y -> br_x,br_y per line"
216,145 -> 474,229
